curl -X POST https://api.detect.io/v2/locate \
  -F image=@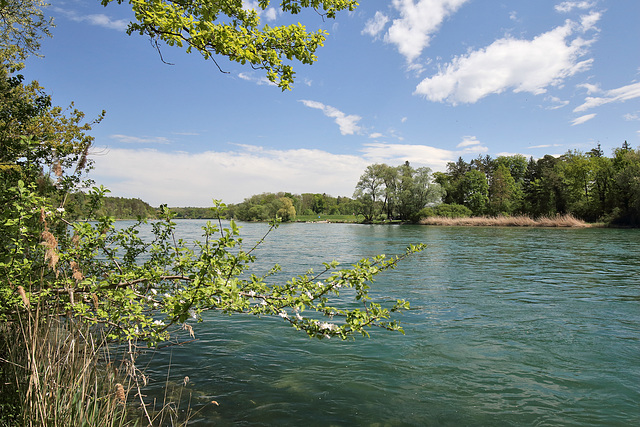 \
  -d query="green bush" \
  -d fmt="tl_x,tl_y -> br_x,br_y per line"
419,204 -> 472,219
